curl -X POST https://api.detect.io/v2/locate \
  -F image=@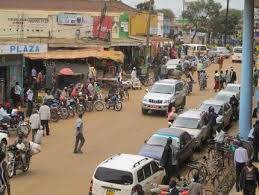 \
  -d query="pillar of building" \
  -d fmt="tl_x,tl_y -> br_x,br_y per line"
239,0 -> 254,139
